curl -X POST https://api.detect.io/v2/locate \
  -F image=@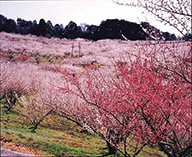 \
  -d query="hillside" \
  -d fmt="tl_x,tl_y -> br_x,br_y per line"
0,32 -> 187,67
0,32 -> 191,156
